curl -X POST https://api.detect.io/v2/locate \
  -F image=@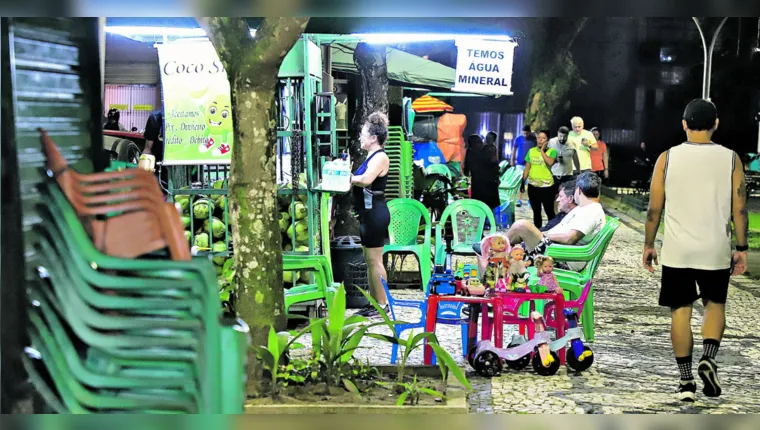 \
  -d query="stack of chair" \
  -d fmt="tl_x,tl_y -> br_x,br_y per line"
21,129 -> 249,413
385,126 -> 414,200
